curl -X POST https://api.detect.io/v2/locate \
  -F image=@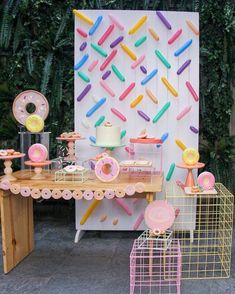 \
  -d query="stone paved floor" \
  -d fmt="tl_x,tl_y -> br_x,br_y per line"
0,217 -> 234,294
